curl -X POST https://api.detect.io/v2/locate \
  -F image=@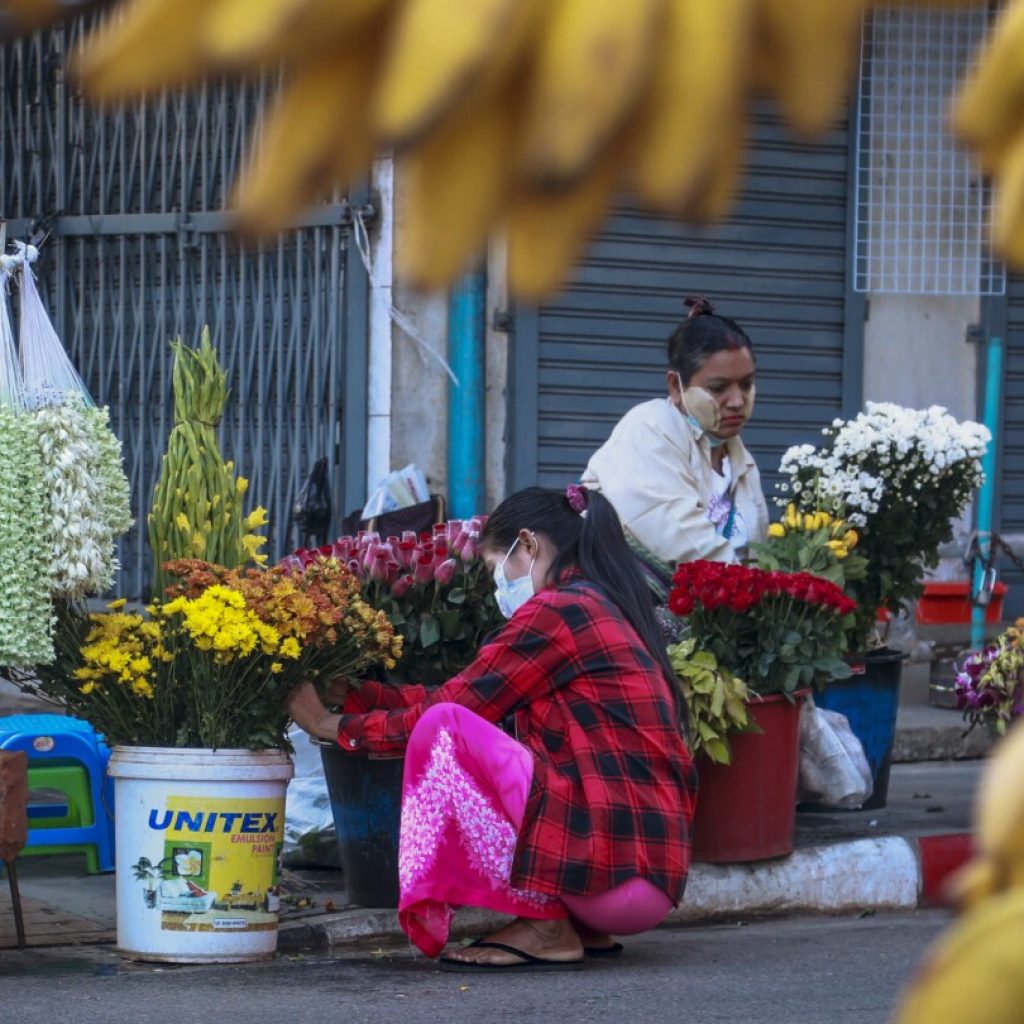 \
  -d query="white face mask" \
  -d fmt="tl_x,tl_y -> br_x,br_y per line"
493,536 -> 536,619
